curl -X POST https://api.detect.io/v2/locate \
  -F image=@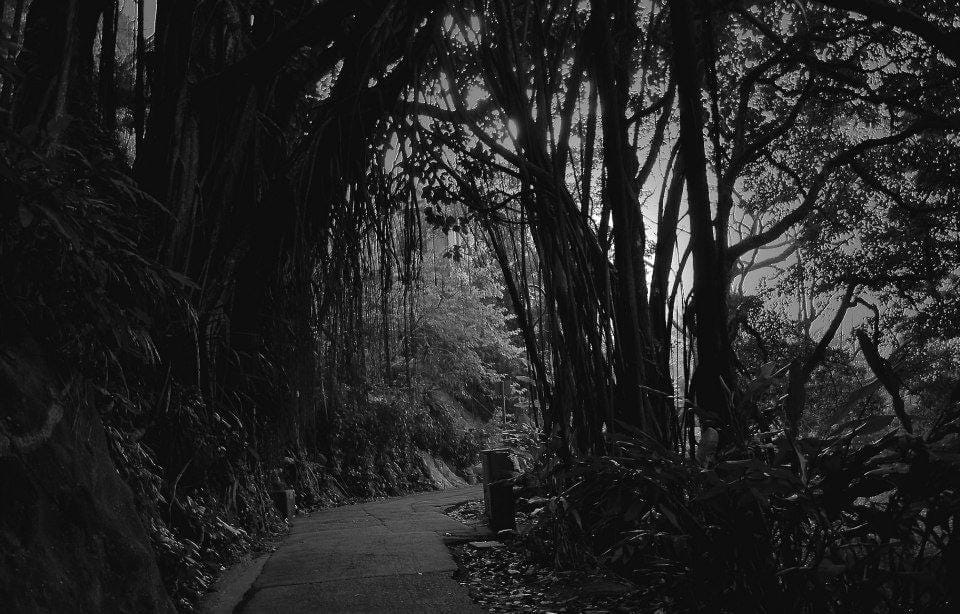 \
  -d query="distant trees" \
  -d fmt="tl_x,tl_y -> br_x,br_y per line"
358,225 -> 524,405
